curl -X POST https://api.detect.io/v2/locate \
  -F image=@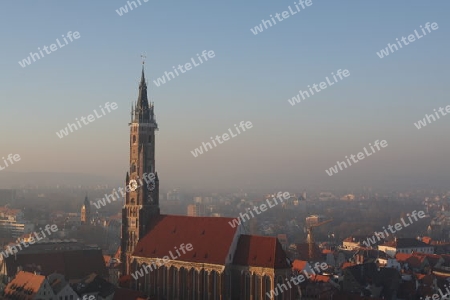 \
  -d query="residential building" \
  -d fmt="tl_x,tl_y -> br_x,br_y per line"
0,242 -> 107,283
378,238 -> 434,257
3,271 -> 55,299
0,207 -> 34,238
47,273 -> 79,300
